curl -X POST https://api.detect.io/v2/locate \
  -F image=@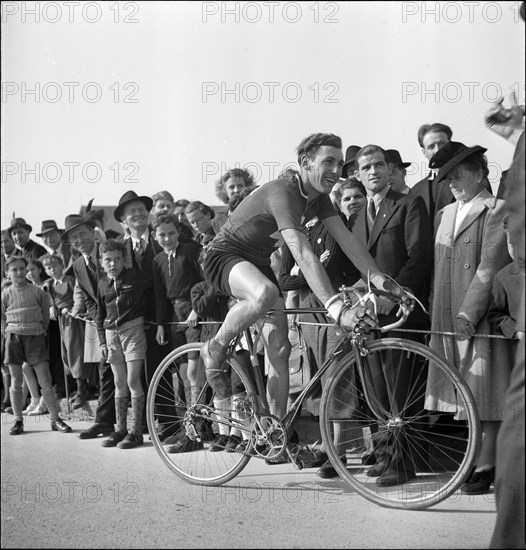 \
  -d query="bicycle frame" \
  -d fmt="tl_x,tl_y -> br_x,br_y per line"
237,307 -> 386,440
